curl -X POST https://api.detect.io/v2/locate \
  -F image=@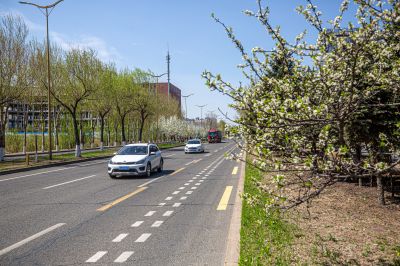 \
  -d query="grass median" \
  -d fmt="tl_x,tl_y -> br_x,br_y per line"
0,142 -> 184,173
239,162 -> 297,266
